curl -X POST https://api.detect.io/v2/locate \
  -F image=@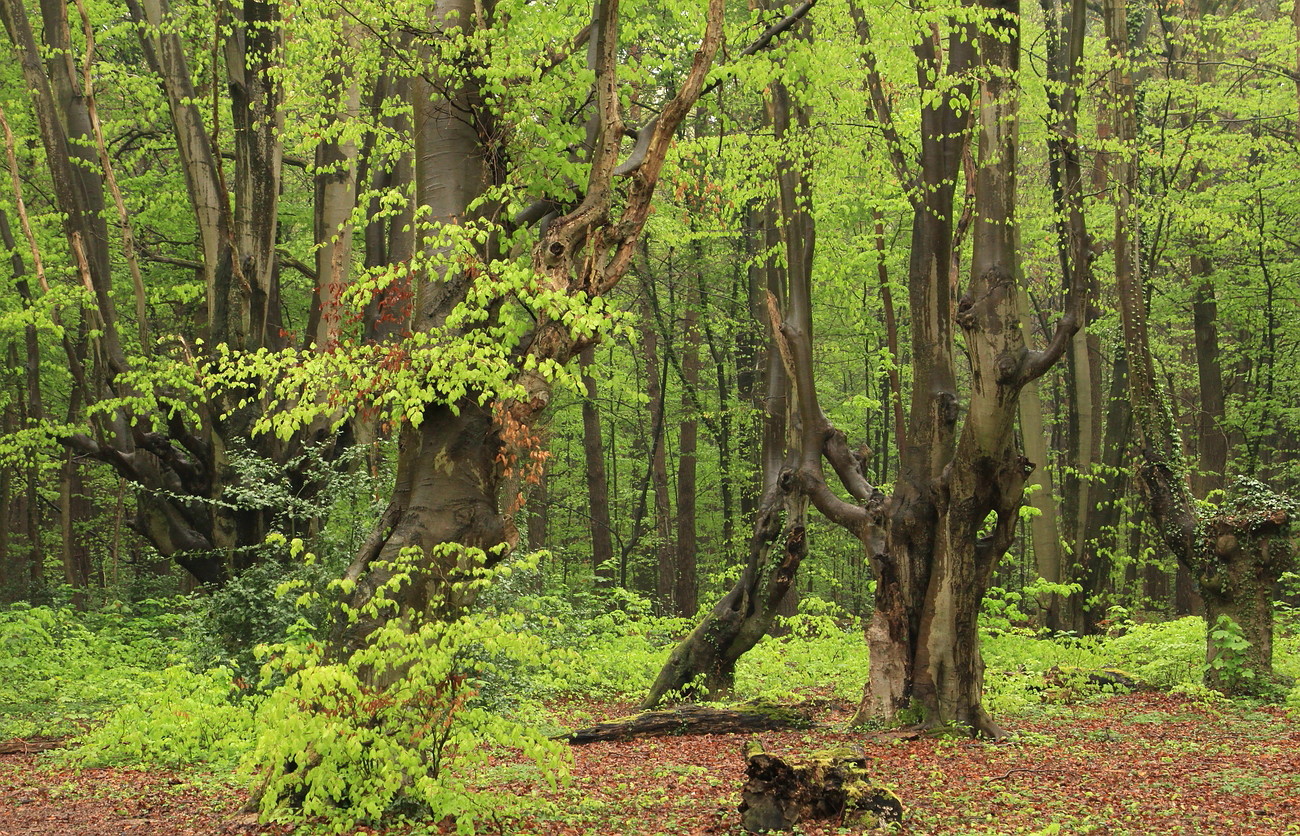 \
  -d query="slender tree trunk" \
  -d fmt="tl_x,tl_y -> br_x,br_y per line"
1075,345 -> 1130,633
1018,335 -> 1065,629
875,210 -> 906,459
580,345 -> 616,586
675,277 -> 701,617
642,292 -> 675,606
307,29 -> 361,350
0,381 -> 12,599
59,453 -> 93,609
